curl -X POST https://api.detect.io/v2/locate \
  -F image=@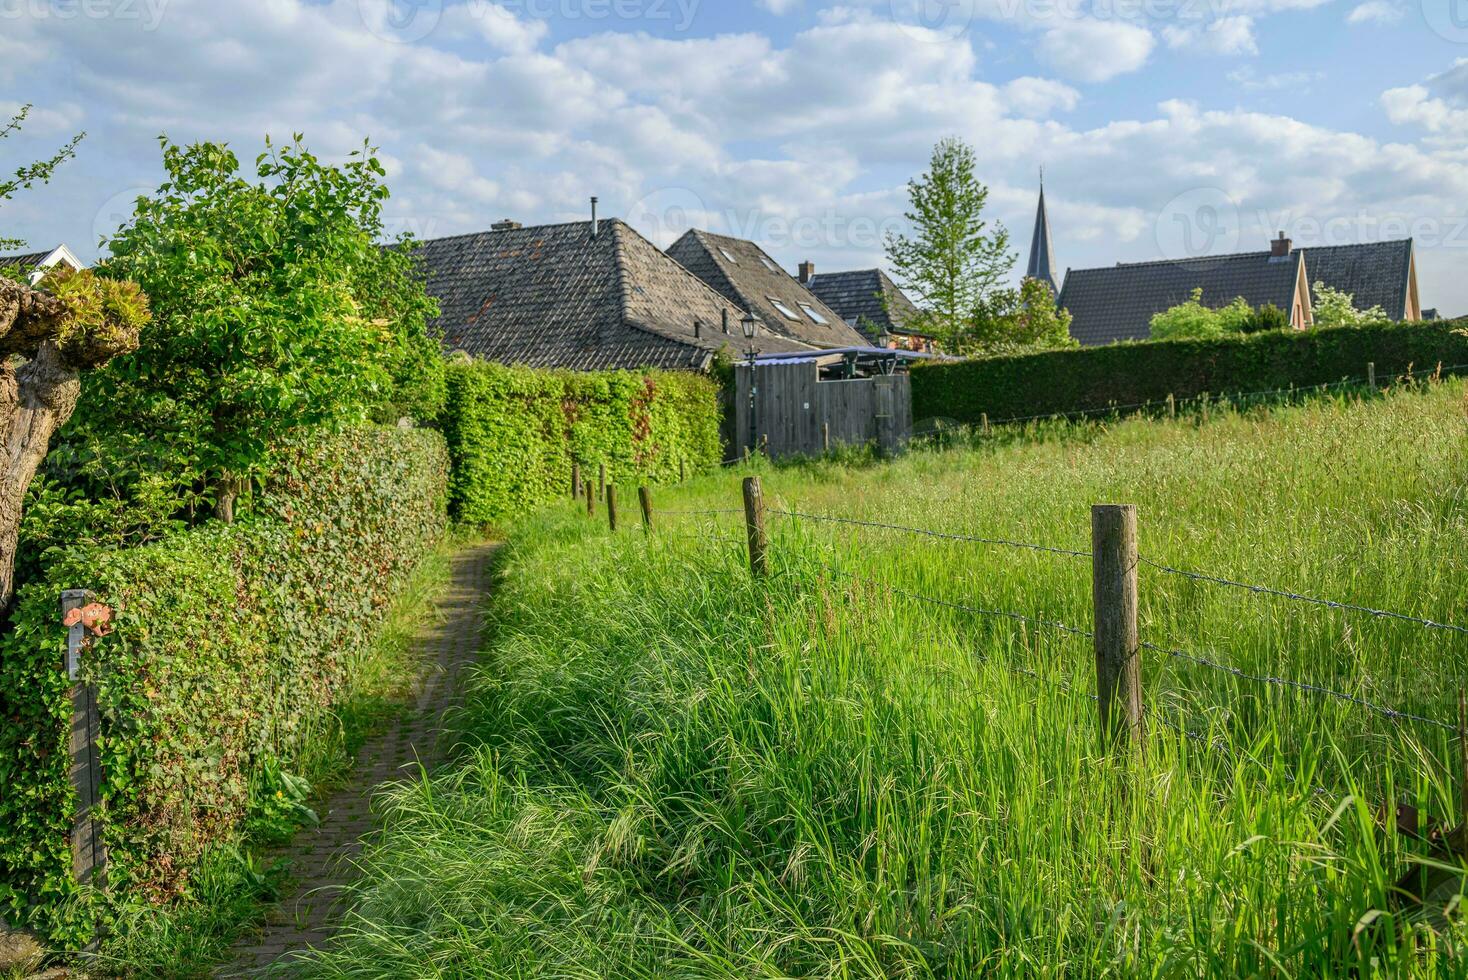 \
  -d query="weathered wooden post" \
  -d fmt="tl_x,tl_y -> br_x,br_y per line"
571,461 -> 581,500
1166,394 -> 1175,420
822,422 -> 830,453
1092,505 -> 1143,753
743,476 -> 768,578
598,463 -> 607,501
638,486 -> 653,533
607,485 -> 618,531
981,413 -> 989,437
1368,362 -> 1378,390
61,589 -> 105,890
586,480 -> 595,517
